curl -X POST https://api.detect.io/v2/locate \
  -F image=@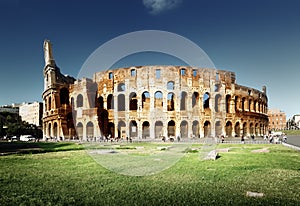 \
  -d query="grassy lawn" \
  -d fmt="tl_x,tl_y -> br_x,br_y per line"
0,142 -> 299,205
